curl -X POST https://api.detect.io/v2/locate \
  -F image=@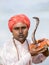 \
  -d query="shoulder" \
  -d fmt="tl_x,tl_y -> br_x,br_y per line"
26,39 -> 33,45
4,38 -> 13,46
2,38 -> 14,51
